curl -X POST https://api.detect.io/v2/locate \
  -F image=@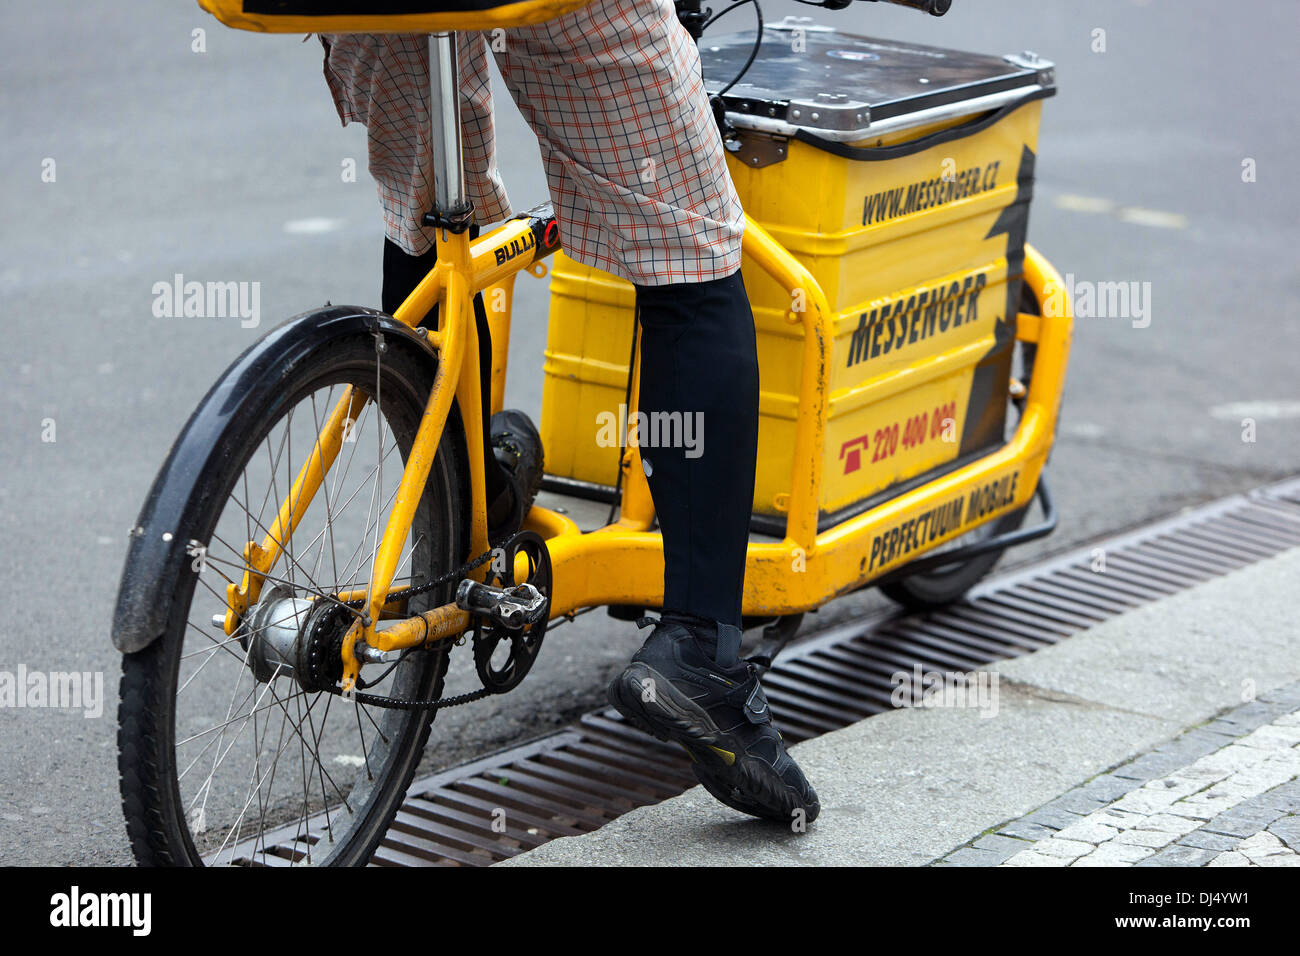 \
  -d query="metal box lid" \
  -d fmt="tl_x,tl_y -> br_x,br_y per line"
700,19 -> 1055,142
